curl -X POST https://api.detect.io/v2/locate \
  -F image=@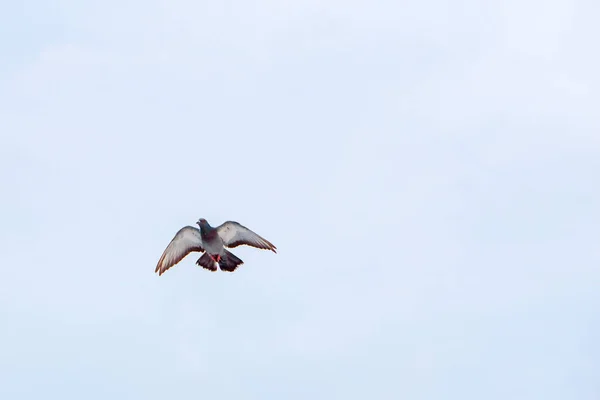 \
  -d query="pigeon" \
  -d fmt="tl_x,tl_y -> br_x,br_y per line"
155,218 -> 276,276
